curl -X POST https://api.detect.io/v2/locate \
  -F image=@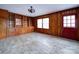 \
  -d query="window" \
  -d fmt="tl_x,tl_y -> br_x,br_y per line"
43,18 -> 49,29
7,20 -> 14,28
37,18 -> 49,29
37,19 -> 42,28
15,18 -> 21,26
9,20 -> 14,28
63,15 -> 75,28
